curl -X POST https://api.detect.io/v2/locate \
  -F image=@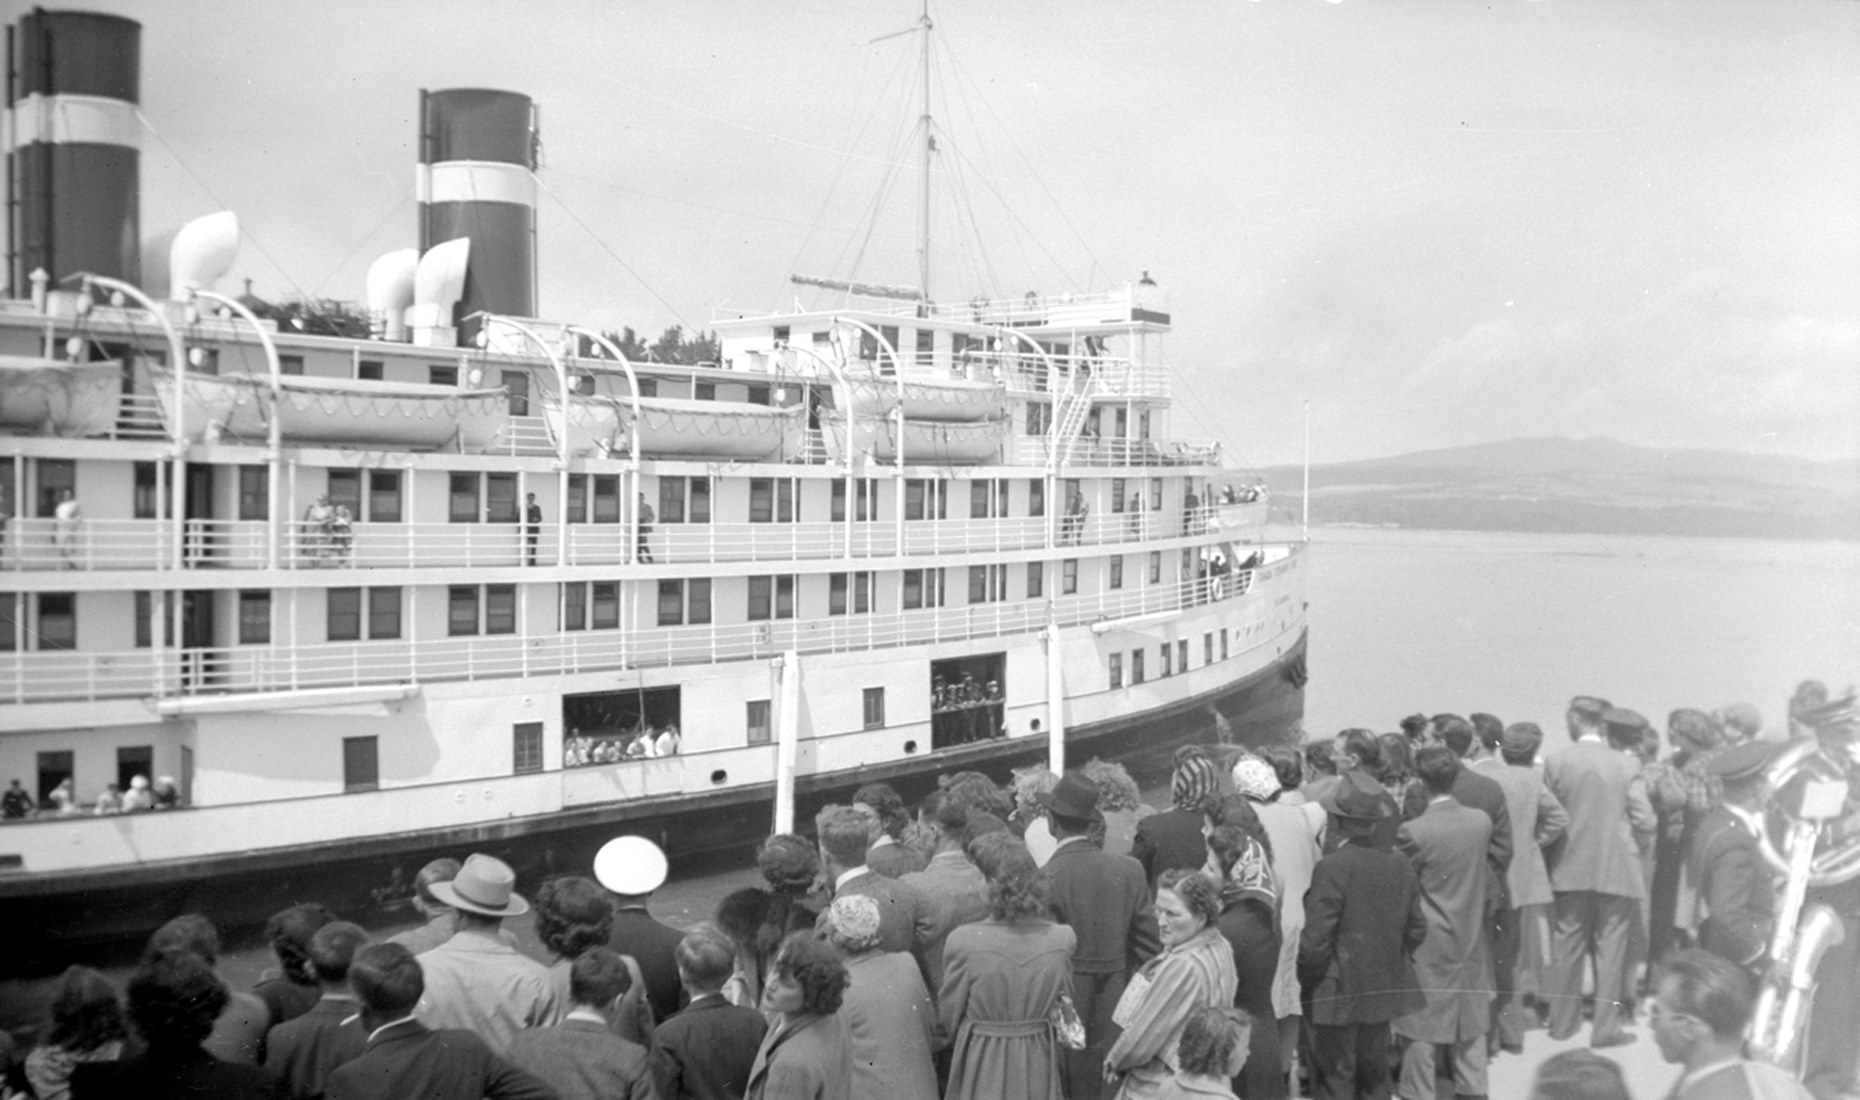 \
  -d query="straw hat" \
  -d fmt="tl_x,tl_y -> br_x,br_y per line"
427,853 -> 529,918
